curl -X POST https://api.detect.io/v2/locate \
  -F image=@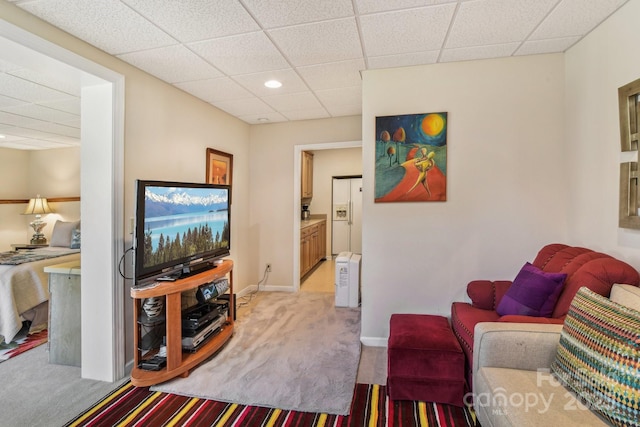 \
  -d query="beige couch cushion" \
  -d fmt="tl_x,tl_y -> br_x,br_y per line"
474,367 -> 608,427
610,283 -> 640,311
